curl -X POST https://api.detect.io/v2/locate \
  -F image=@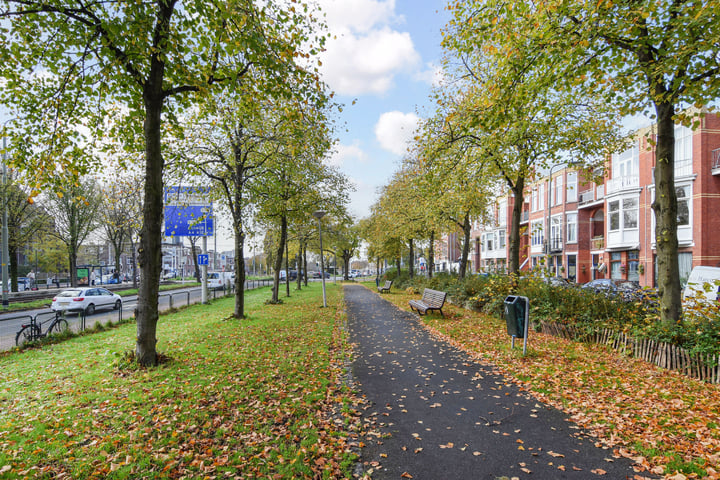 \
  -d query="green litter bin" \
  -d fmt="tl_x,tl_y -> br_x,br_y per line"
503,295 -> 529,354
